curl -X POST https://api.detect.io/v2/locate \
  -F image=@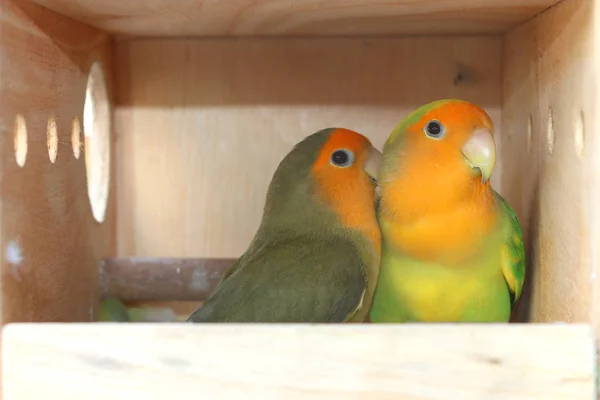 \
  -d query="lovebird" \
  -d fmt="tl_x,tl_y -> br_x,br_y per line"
187,127 -> 382,323
97,297 -> 176,322
369,99 -> 525,323
97,297 -> 130,322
